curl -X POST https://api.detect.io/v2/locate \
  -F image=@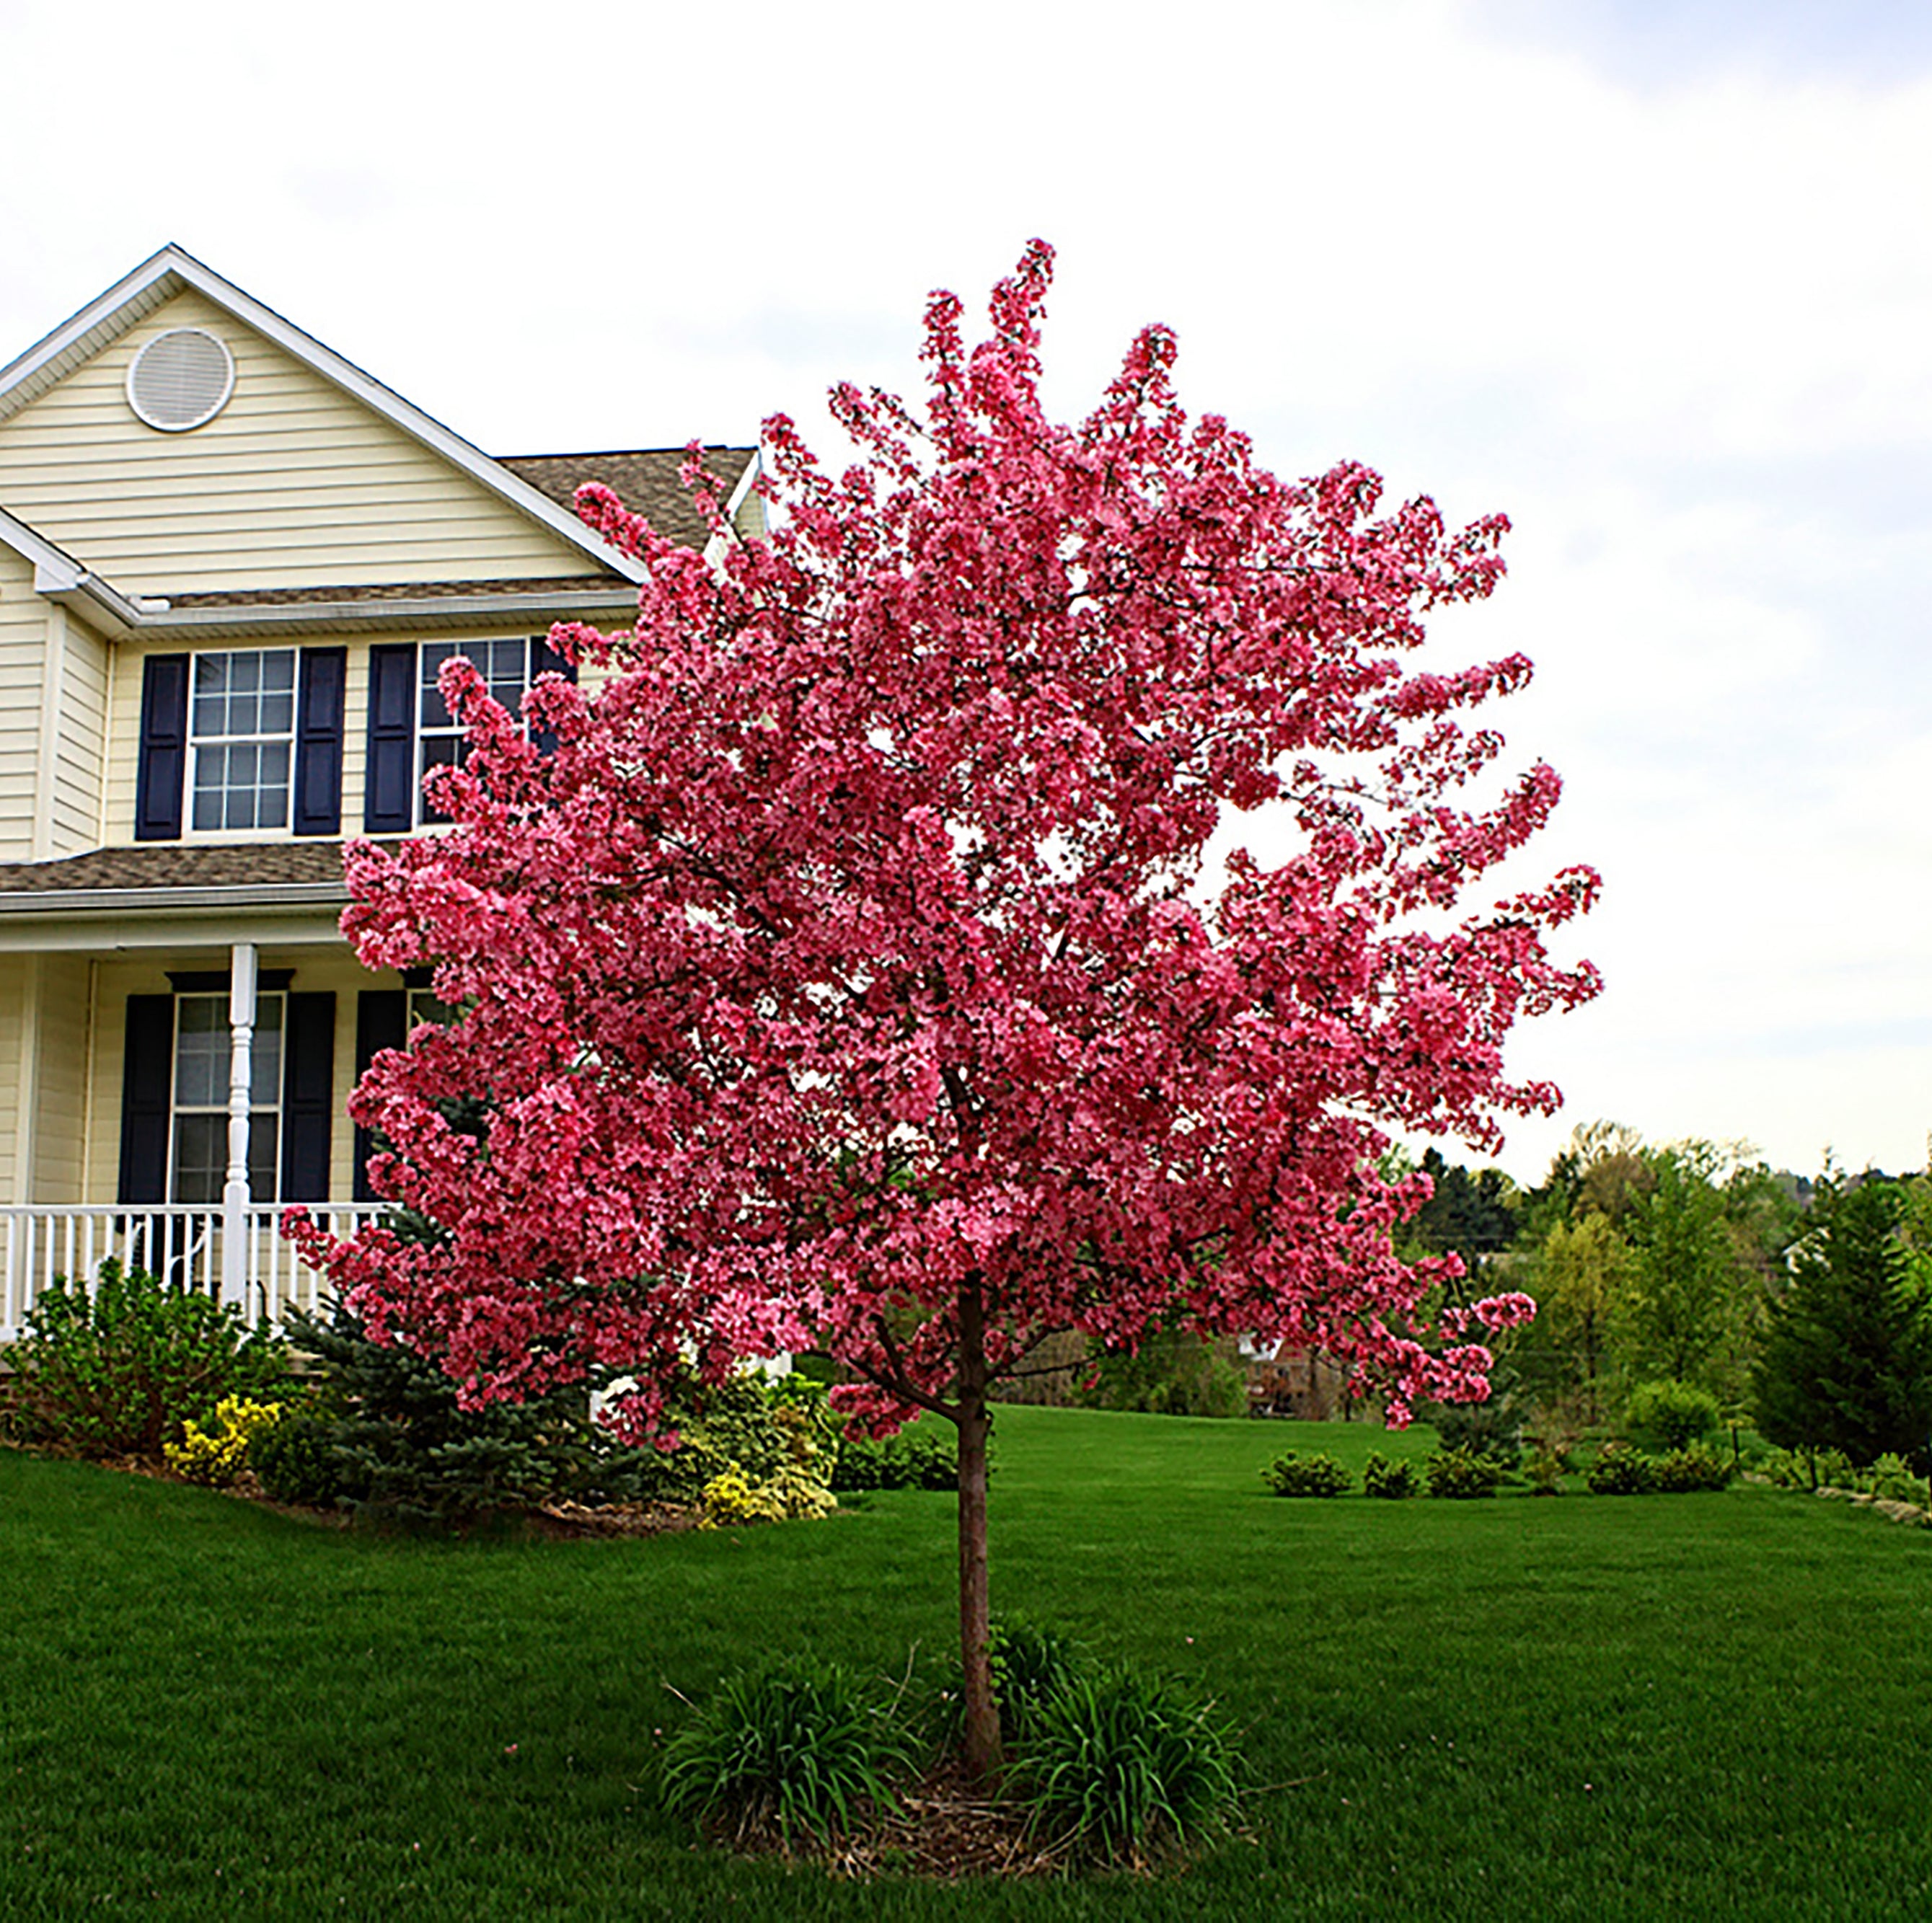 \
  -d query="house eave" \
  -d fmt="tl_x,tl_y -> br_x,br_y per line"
0,885 -> 350,953
0,245 -> 649,585
107,585 -> 642,640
